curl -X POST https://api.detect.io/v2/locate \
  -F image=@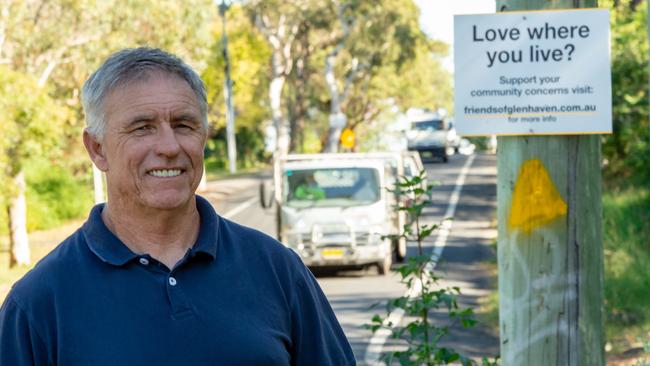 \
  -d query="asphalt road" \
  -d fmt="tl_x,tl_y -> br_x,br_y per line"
203,152 -> 499,364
